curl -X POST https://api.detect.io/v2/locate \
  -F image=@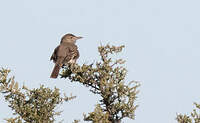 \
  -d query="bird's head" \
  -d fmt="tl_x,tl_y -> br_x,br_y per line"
61,33 -> 83,43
